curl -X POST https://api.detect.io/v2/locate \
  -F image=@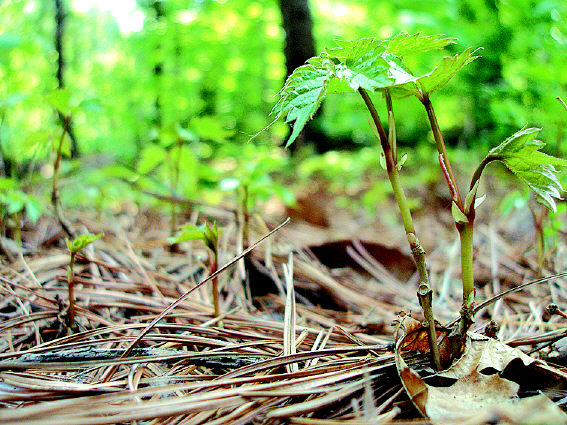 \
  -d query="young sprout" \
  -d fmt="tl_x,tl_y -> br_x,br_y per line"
45,89 -> 81,238
65,232 -> 102,330
170,221 -> 221,319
